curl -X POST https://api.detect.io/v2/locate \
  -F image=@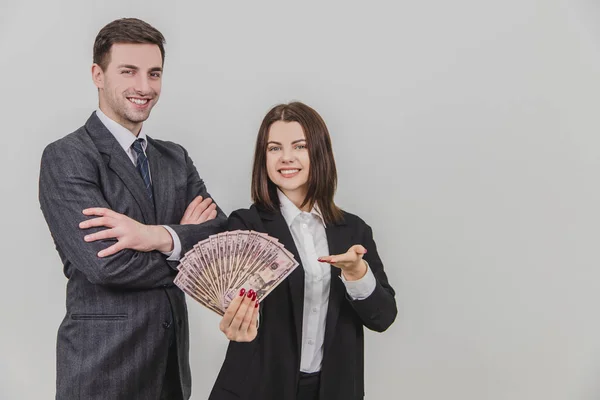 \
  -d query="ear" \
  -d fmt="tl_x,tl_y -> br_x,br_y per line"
91,63 -> 104,89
